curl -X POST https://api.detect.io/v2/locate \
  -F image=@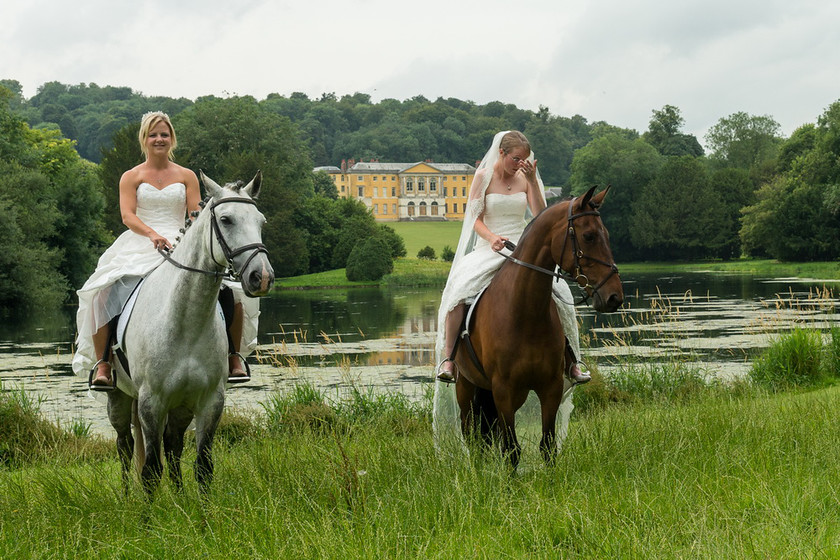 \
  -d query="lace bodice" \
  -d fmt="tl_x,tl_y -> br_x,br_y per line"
474,192 -> 528,249
135,182 -> 187,232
